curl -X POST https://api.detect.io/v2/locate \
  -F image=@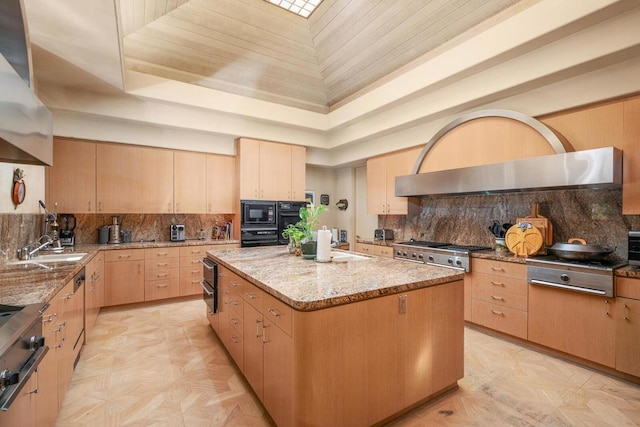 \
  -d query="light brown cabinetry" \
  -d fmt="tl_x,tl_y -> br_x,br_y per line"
85,252 -> 104,339
623,96 -> 640,214
104,249 -> 145,306
354,242 -> 393,257
179,245 -> 212,296
0,372 -> 37,427
96,143 -> 173,213
36,300 -> 60,426
174,151 -> 206,213
47,137 -> 97,213
367,147 -> 421,215
206,154 -> 236,213
614,277 -> 640,377
470,259 -> 528,339
144,247 -> 180,301
237,138 -> 306,201
528,285 -> 615,367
